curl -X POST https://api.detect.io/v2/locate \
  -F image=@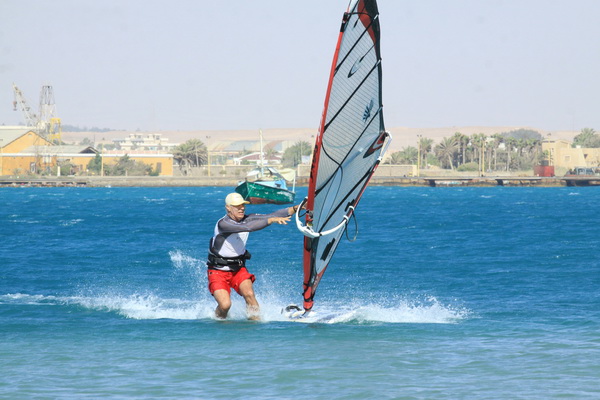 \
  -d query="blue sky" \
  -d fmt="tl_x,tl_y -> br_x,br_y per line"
1,0 -> 599,132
